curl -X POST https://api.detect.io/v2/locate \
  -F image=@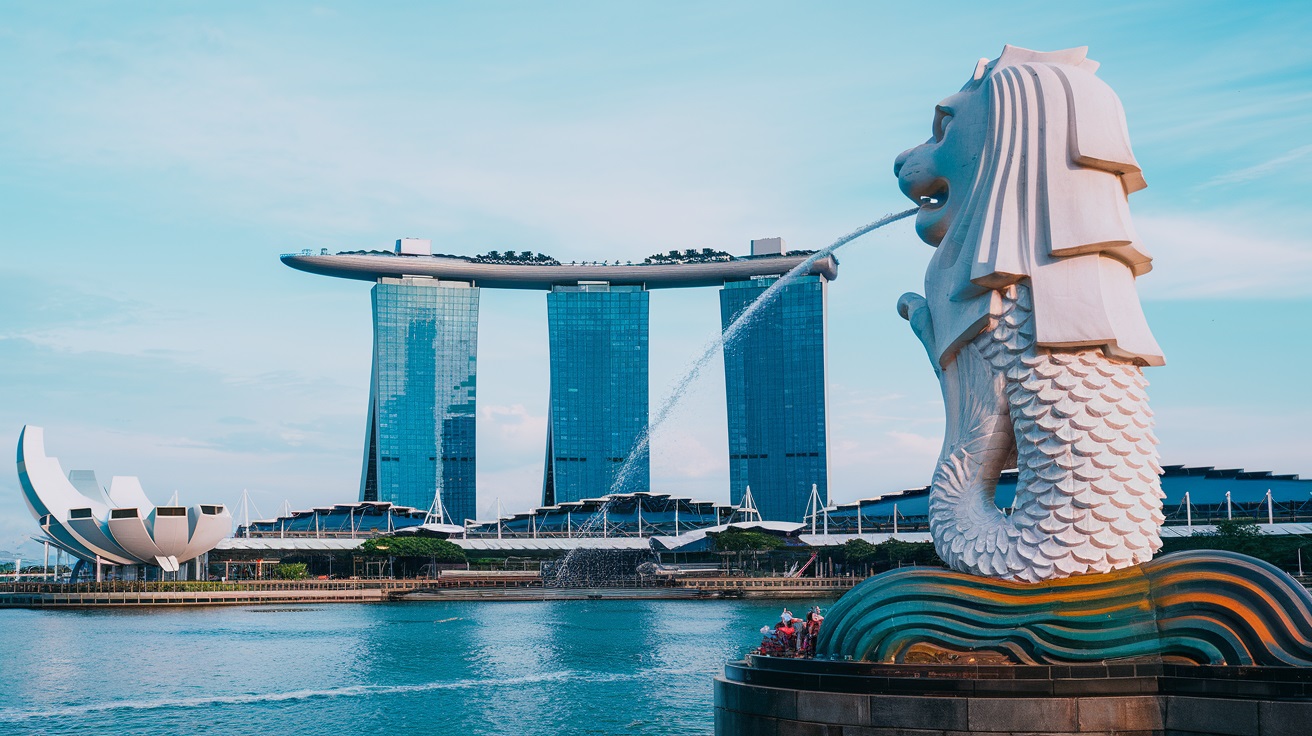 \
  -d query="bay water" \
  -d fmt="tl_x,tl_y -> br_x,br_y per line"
0,598 -> 831,735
